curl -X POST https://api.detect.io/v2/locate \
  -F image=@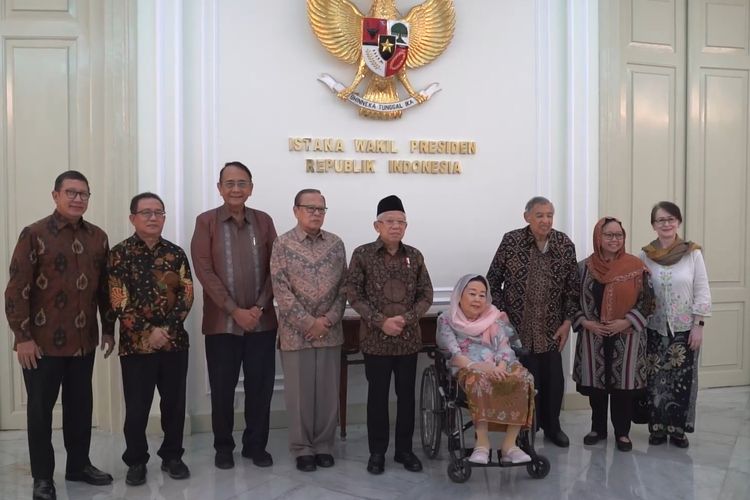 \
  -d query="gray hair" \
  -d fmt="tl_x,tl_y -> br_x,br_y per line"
524,196 -> 554,213
294,188 -> 324,206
